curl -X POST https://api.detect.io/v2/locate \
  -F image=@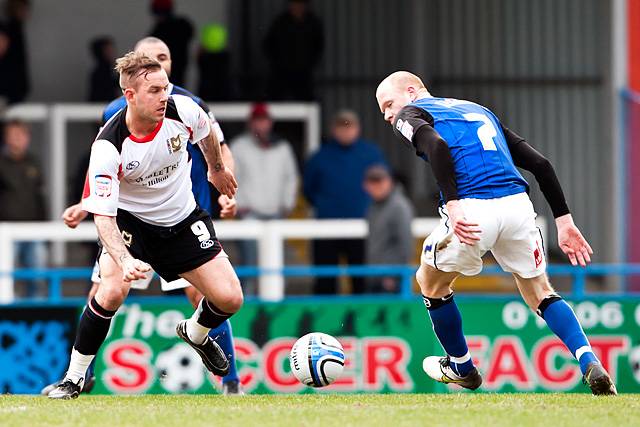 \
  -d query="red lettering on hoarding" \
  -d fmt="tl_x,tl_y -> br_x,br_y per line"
102,339 -> 153,394
325,337 -> 357,392
235,338 -> 260,393
485,336 -> 534,390
467,336 -> 490,372
532,338 -> 581,390
262,338 -> 304,393
589,336 -> 630,382
362,337 -> 413,391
